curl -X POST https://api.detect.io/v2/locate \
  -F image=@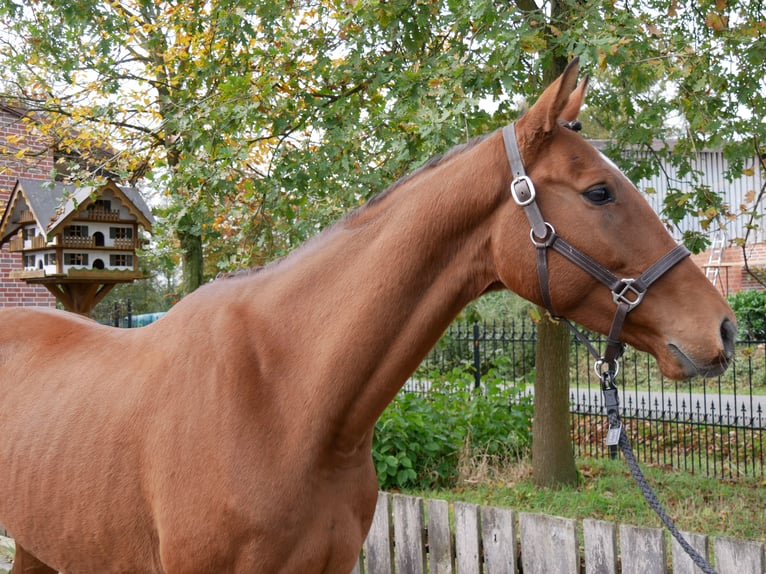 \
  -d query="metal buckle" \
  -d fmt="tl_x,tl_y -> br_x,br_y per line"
510,176 -> 536,206
529,222 -> 556,247
612,279 -> 645,311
